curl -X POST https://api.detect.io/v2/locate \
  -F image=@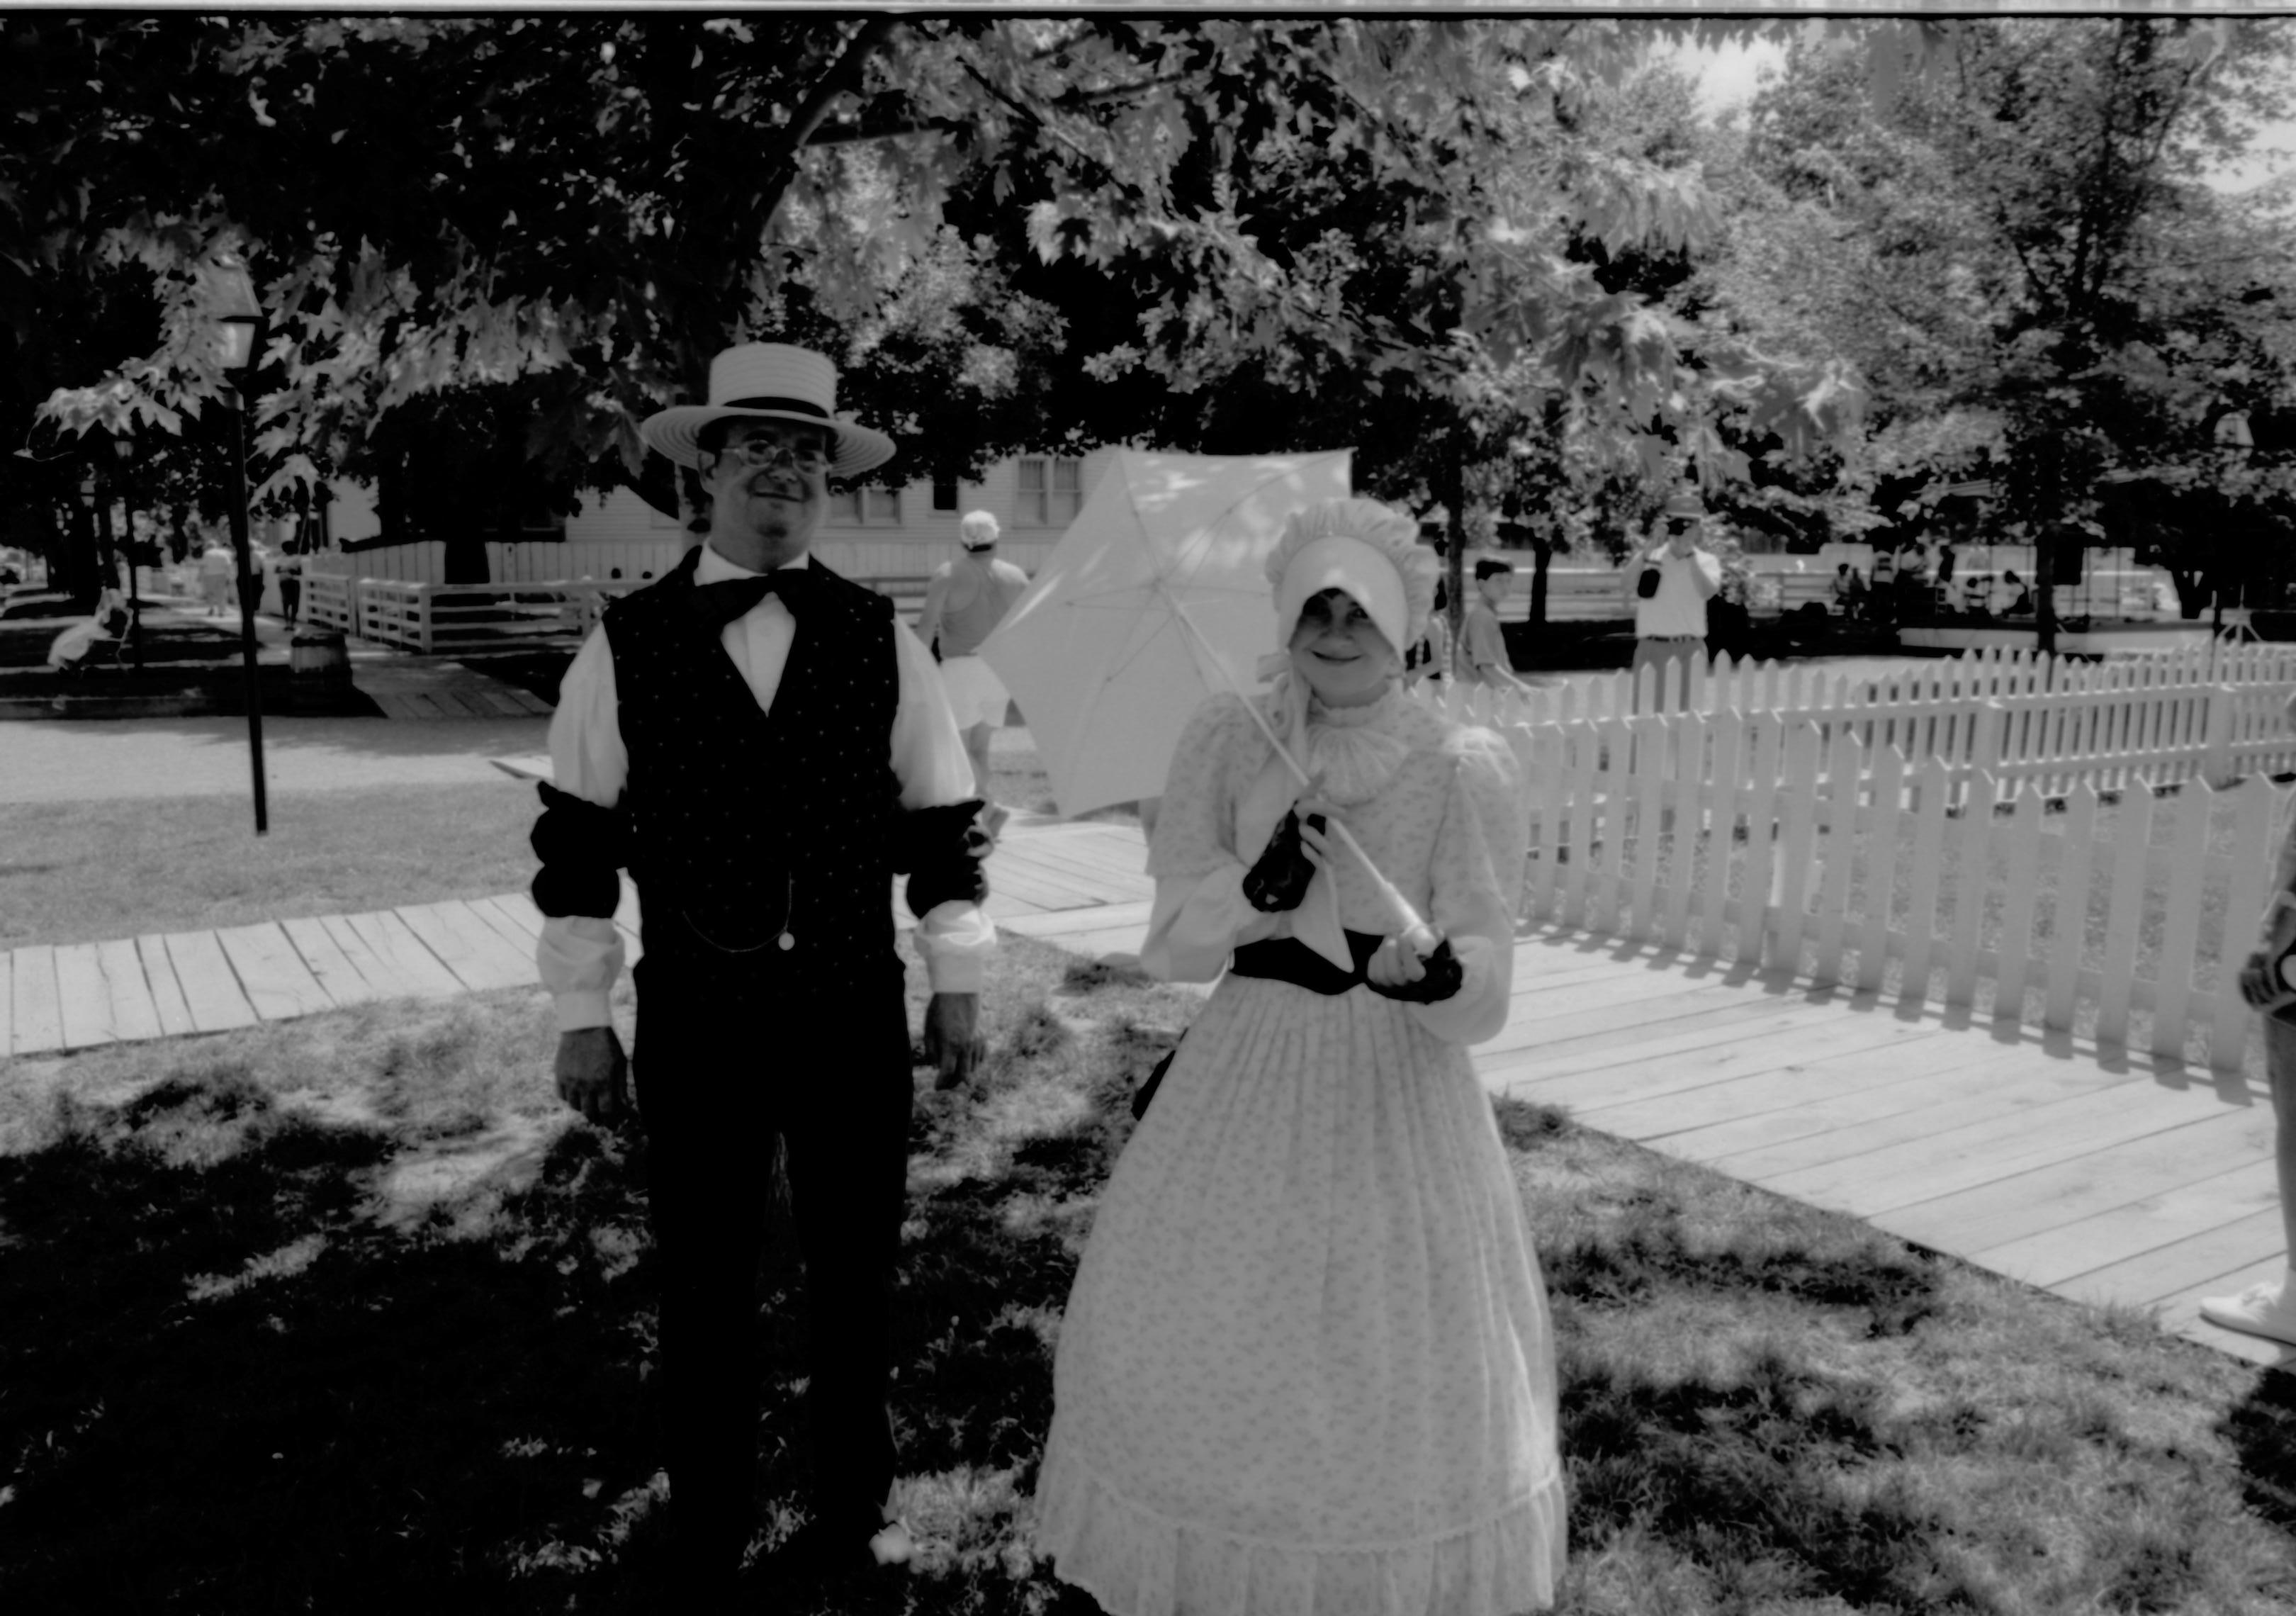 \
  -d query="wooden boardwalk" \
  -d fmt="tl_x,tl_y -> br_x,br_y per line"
3,816 -> 2287,1369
